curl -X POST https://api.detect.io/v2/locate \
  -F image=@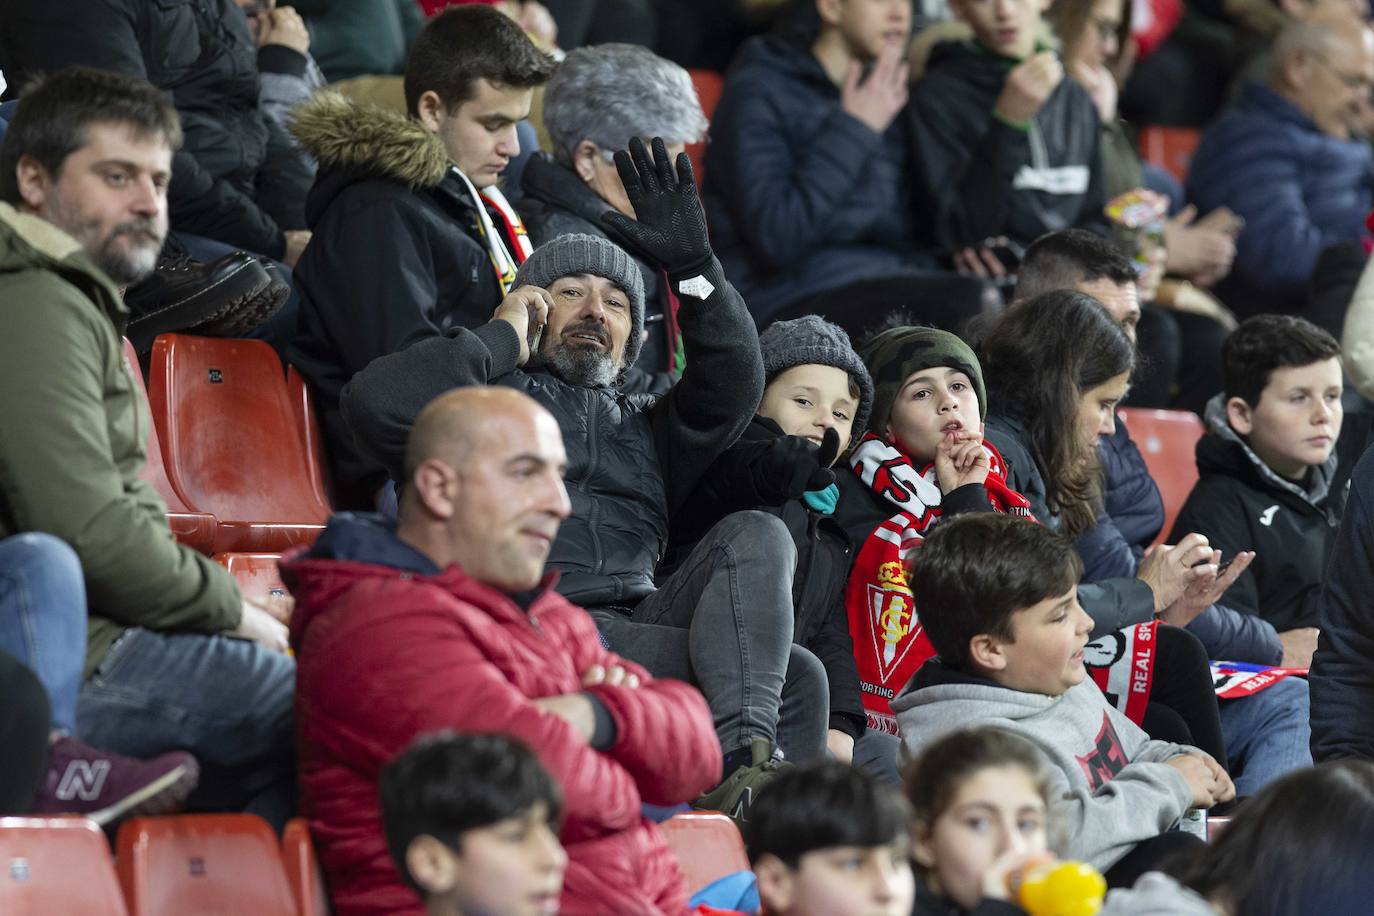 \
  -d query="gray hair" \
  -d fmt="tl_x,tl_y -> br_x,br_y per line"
543,43 -> 708,165
1271,17 -> 1356,75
